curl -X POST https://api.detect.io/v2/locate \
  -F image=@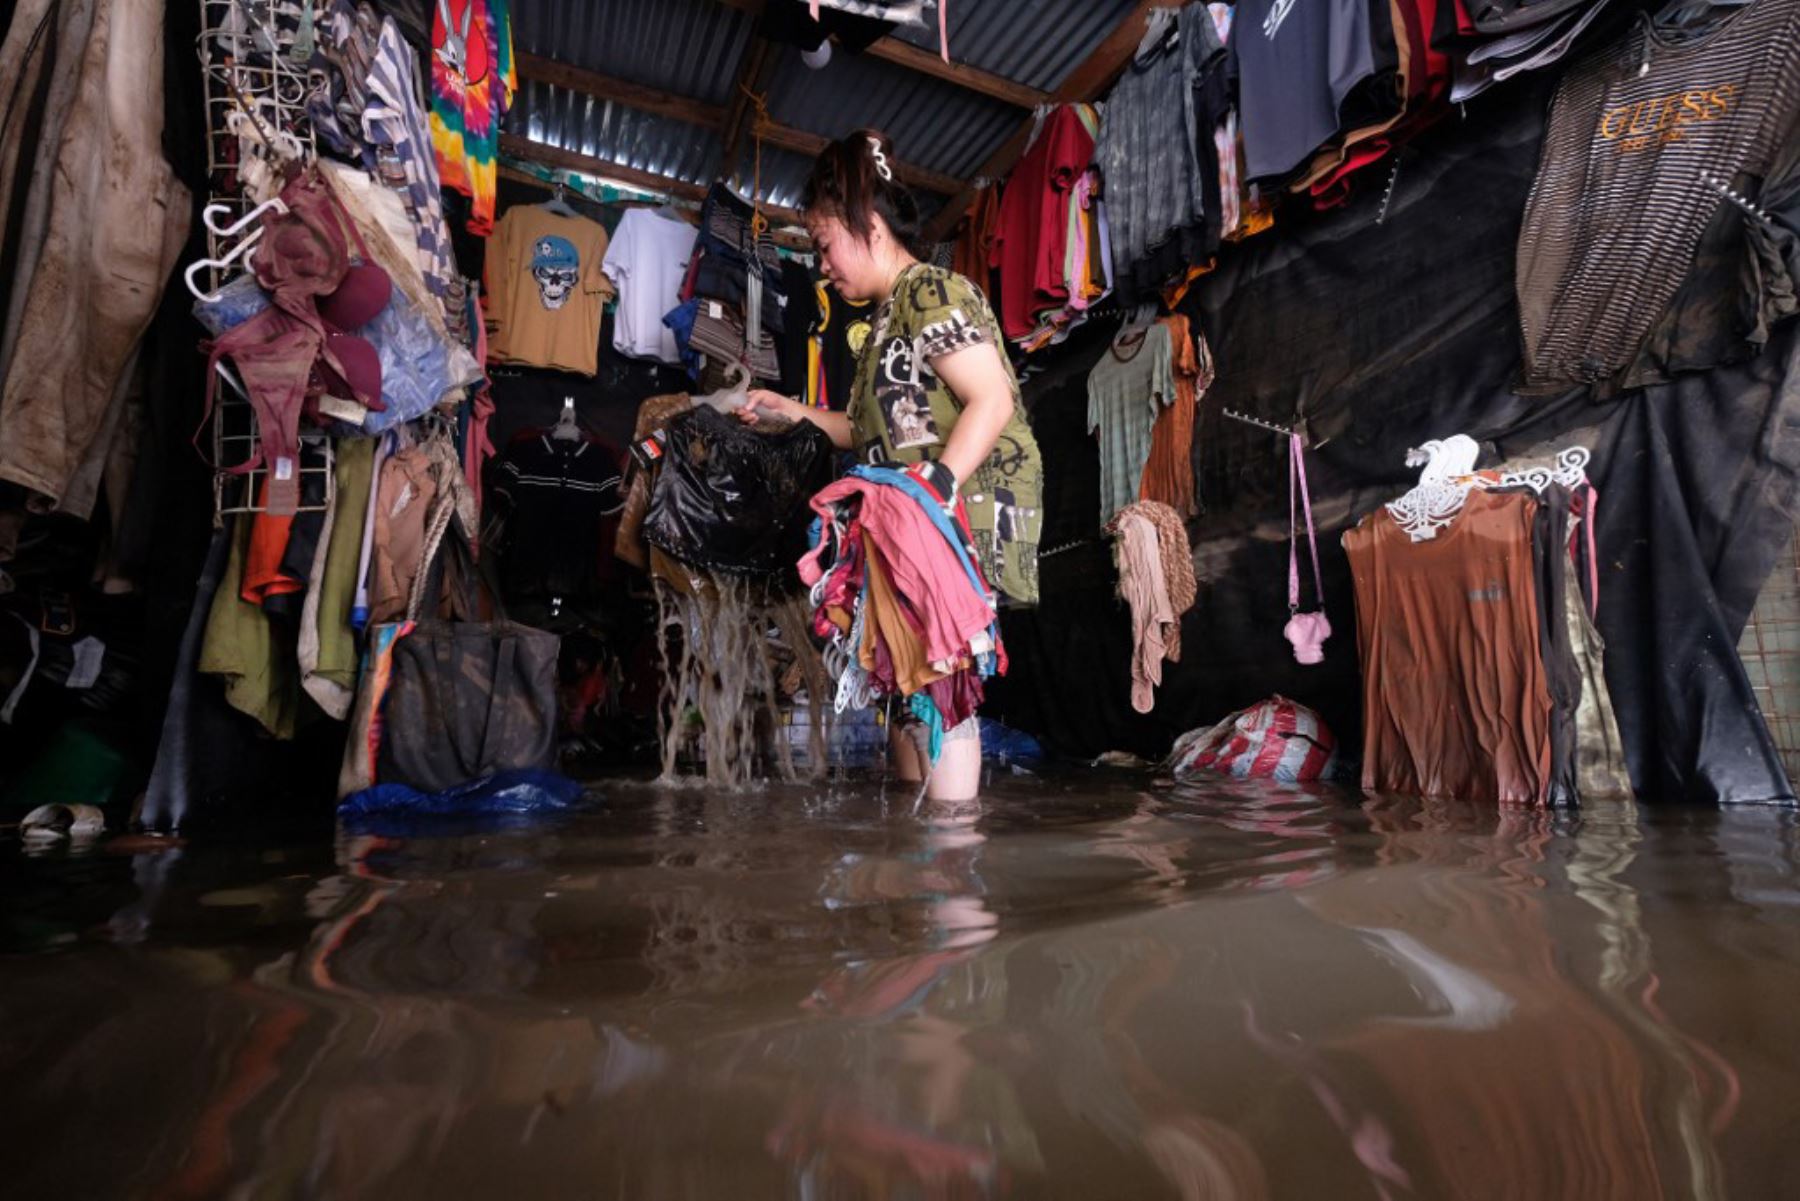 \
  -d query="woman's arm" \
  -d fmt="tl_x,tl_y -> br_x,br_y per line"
738,389 -> 854,450
928,341 -> 1016,486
